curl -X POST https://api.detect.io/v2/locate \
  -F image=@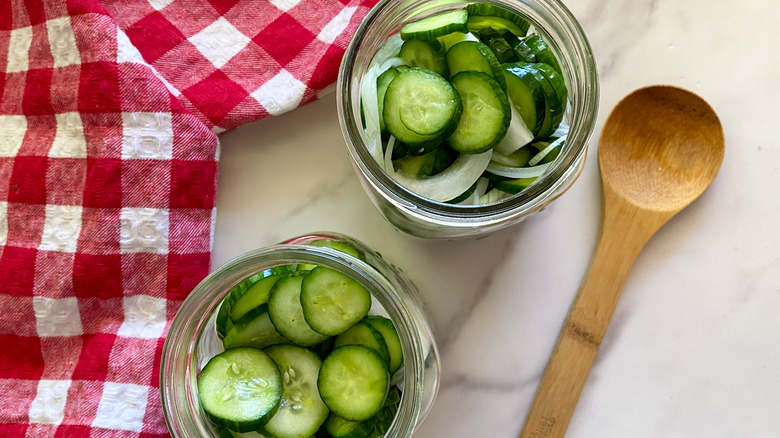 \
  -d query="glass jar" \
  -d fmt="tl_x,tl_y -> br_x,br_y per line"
161,232 -> 440,438
336,0 -> 599,239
